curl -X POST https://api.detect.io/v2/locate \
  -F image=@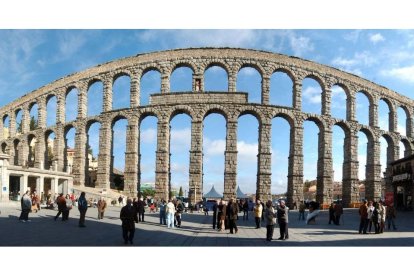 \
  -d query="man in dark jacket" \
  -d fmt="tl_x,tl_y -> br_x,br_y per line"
77,192 -> 88,227
276,200 -> 289,240
137,197 -> 146,222
54,193 -> 66,221
227,198 -> 239,234
120,198 -> 137,245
